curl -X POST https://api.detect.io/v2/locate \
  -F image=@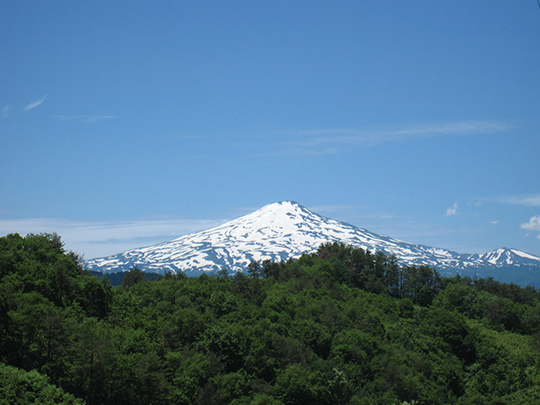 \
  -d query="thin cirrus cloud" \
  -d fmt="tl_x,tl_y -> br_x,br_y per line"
0,217 -> 227,259
52,115 -> 115,123
312,204 -> 396,222
276,120 -> 511,155
1,105 -> 13,119
24,95 -> 47,112
497,194 -> 540,207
